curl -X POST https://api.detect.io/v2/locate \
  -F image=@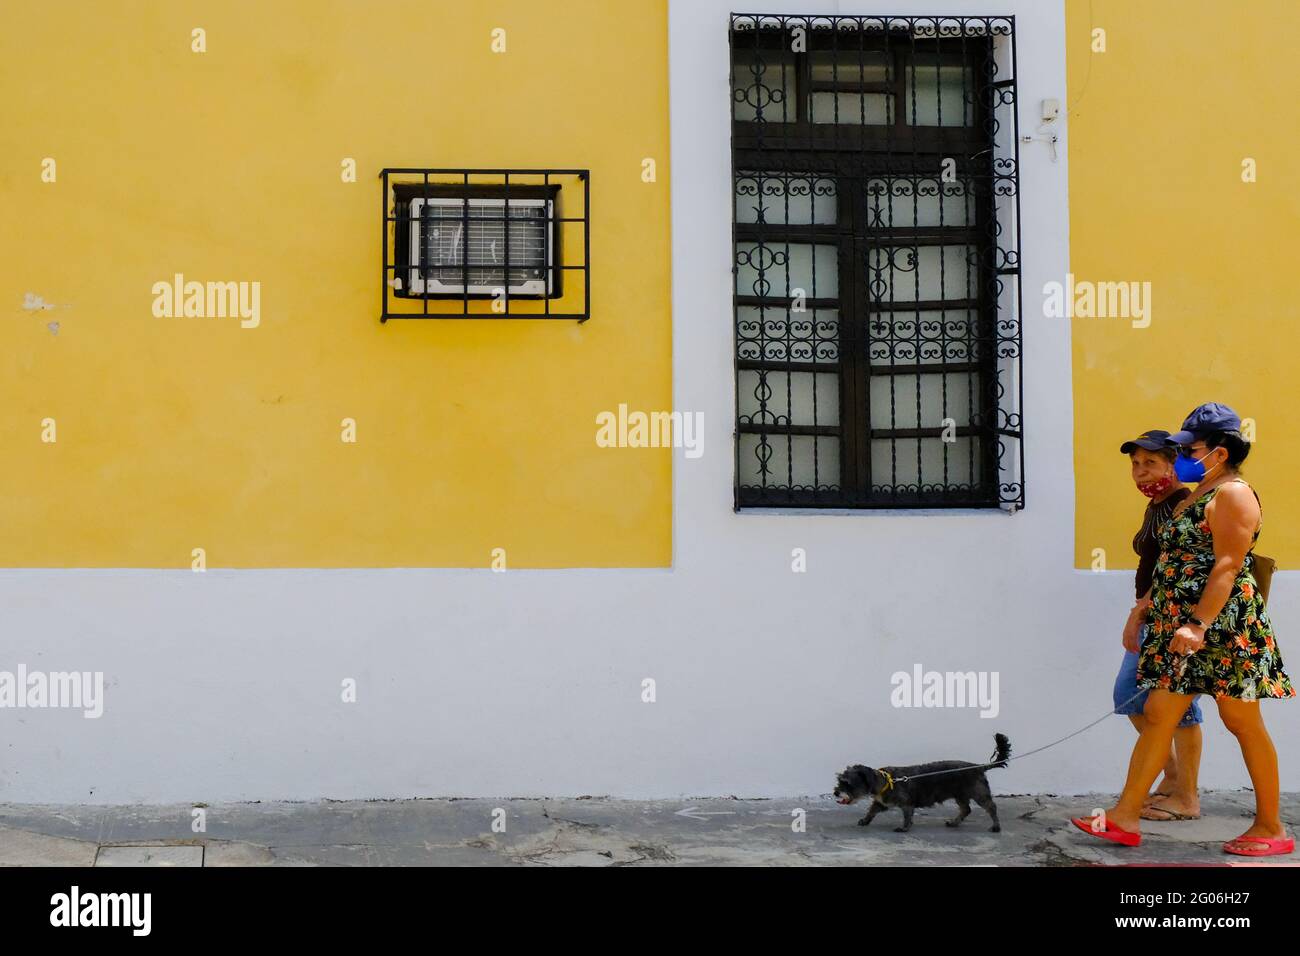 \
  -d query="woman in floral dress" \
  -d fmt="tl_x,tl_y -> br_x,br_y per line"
1073,403 -> 1294,855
